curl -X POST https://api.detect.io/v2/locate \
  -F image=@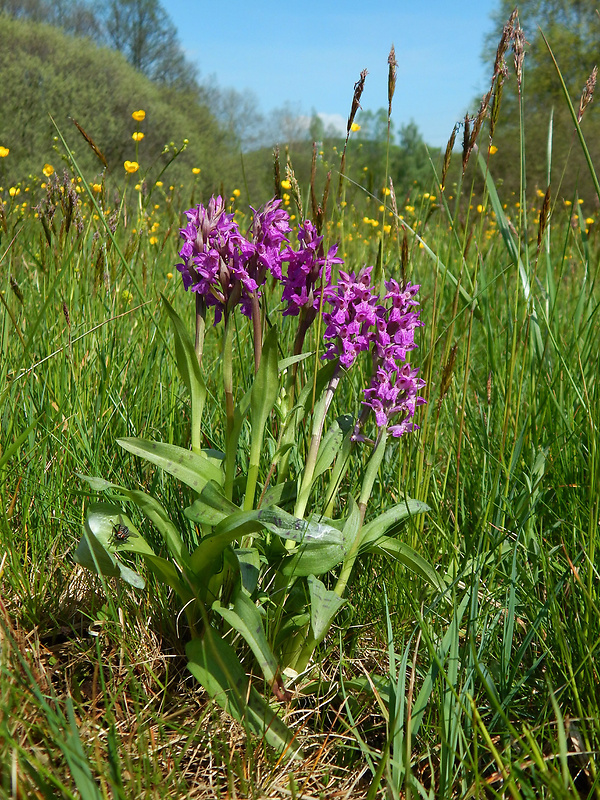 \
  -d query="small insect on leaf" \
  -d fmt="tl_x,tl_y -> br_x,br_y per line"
110,519 -> 138,546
